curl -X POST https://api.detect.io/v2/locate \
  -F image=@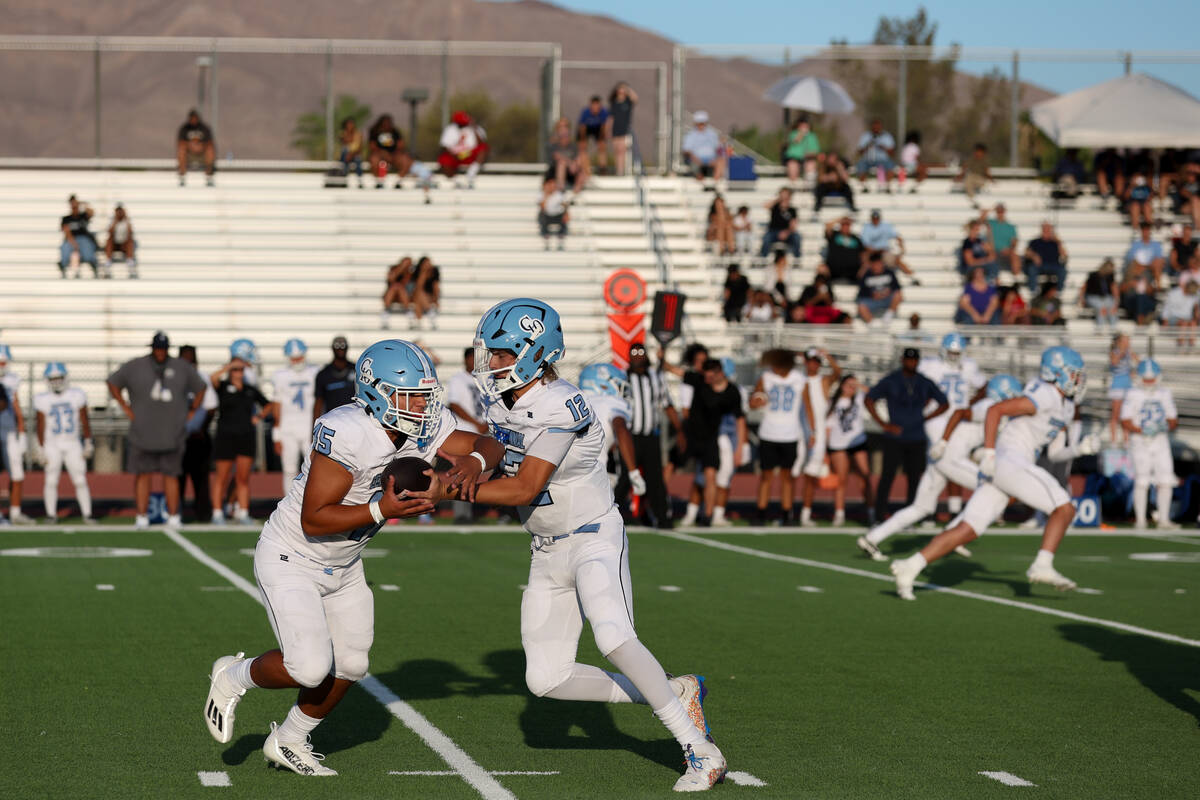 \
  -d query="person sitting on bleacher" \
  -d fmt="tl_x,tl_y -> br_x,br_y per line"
959,218 -> 998,284
1124,171 -> 1156,230
1052,148 -> 1086,199
1166,161 -> 1200,230
59,194 -> 98,279
681,111 -> 726,184
1169,223 -> 1197,282
176,109 -> 215,187
794,275 -> 851,325
368,114 -> 413,189
547,117 -> 588,193
854,118 -> 895,190
861,209 -> 918,284
983,203 -> 1020,277
955,266 -> 1000,326
102,203 -> 137,279
380,256 -> 414,329
813,153 -> 856,215
1161,281 -> 1200,350
955,143 -> 992,208
1094,148 -> 1126,207
1029,284 -> 1066,326
1079,258 -> 1120,332
411,256 -> 440,330
821,217 -> 866,284
759,187 -> 800,258
338,117 -> 365,187
856,252 -> 902,324
1124,222 -> 1165,291
538,177 -> 570,250
1023,222 -> 1069,293
1120,258 -> 1158,326
438,110 -> 489,188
